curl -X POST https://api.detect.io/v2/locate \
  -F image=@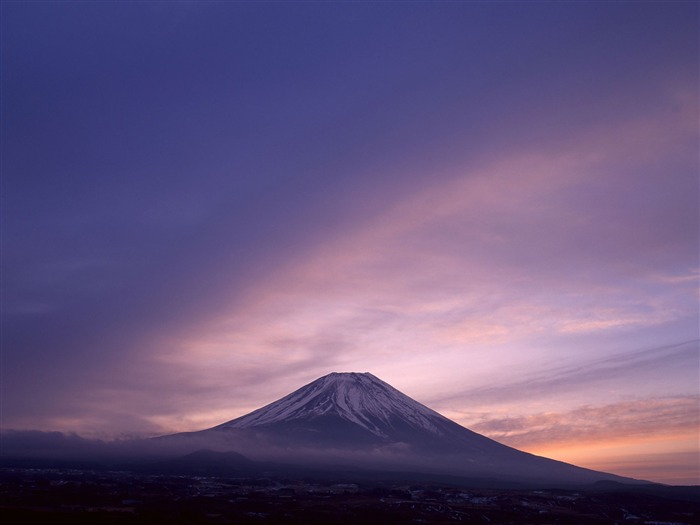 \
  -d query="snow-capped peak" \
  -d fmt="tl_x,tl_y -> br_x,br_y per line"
216,372 -> 452,439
